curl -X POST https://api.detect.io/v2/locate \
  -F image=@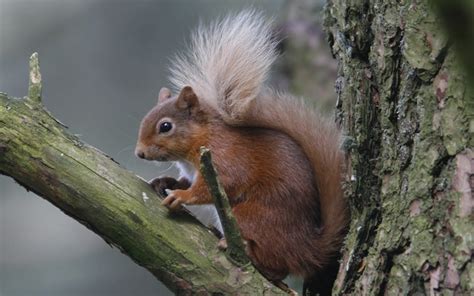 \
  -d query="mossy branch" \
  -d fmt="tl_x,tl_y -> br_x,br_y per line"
0,54 -> 286,295
199,147 -> 250,266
